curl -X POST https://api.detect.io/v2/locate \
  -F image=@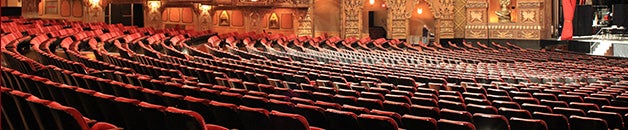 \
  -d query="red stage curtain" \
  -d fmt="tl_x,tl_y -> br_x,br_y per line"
561,0 -> 576,40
